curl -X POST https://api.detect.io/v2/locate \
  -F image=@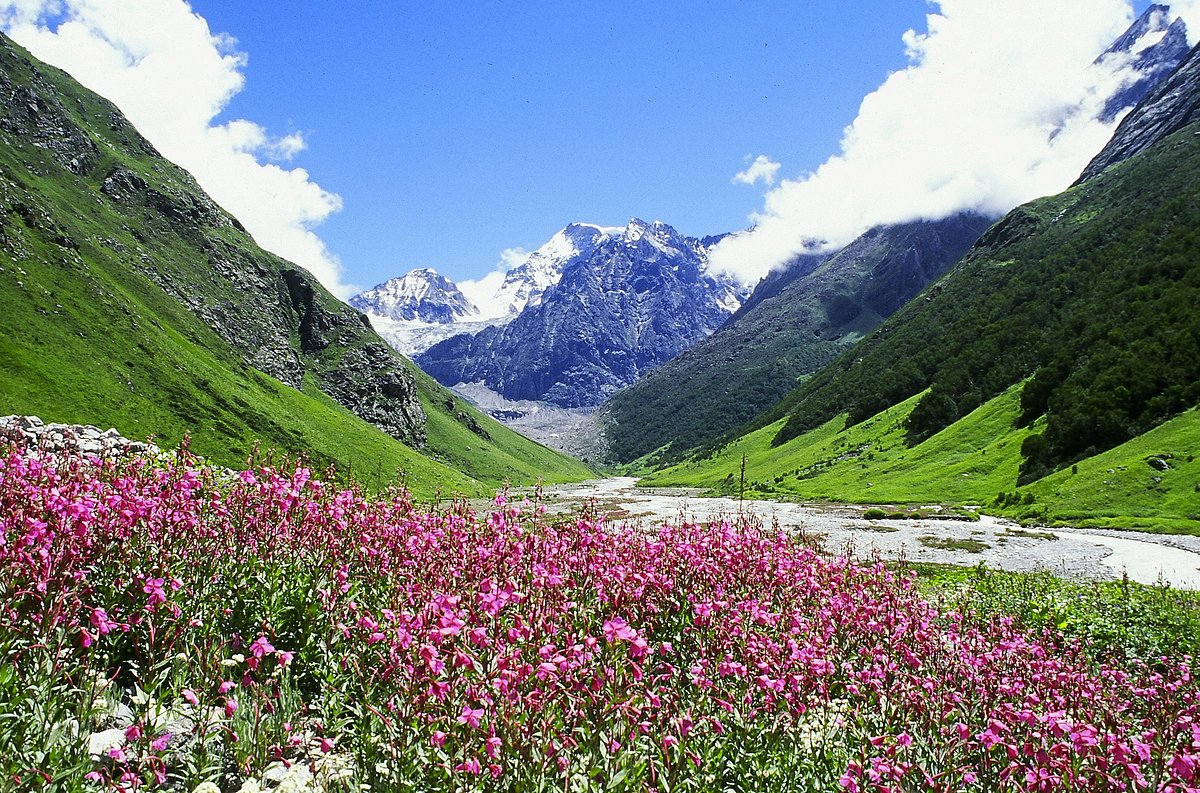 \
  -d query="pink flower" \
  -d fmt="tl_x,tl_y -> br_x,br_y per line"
249,636 -> 275,658
90,607 -> 119,635
224,697 -> 238,717
151,733 -> 171,752
431,730 -> 447,748
603,617 -> 636,643
458,705 -> 485,729
455,757 -> 483,775
142,577 -> 166,607
485,735 -> 502,759
277,650 -> 294,666
182,689 -> 199,706
319,737 -> 334,753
